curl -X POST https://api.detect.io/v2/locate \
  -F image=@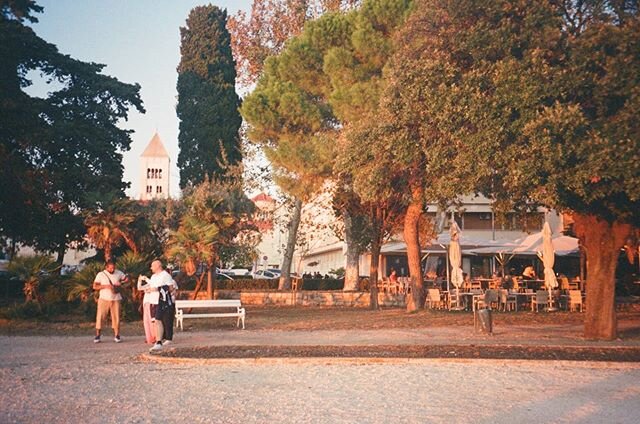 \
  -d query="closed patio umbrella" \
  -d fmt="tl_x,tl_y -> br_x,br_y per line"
540,221 -> 558,311
449,221 -> 464,309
